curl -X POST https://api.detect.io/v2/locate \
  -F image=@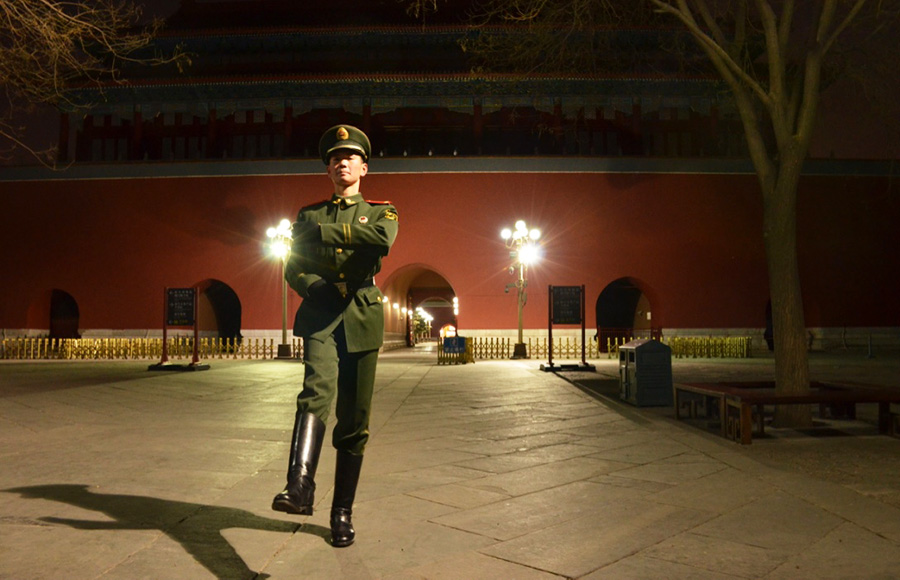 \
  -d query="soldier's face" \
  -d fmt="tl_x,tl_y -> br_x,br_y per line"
327,151 -> 368,188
